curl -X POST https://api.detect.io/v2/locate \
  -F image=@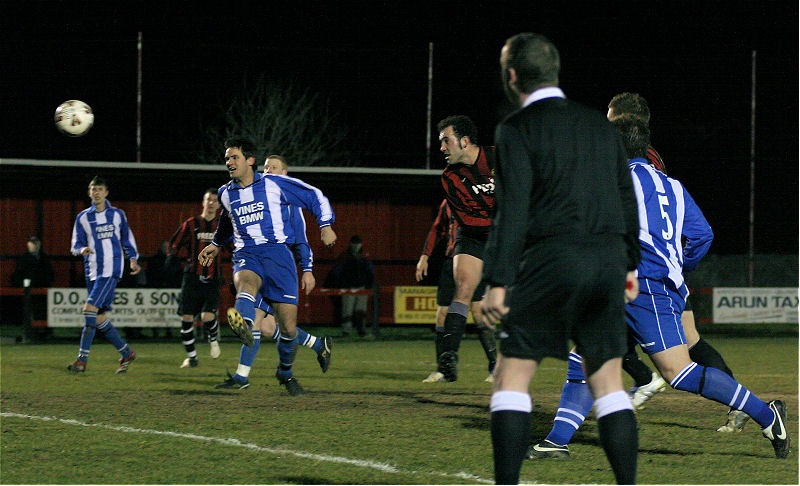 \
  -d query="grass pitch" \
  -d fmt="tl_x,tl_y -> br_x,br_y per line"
1,332 -> 797,484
